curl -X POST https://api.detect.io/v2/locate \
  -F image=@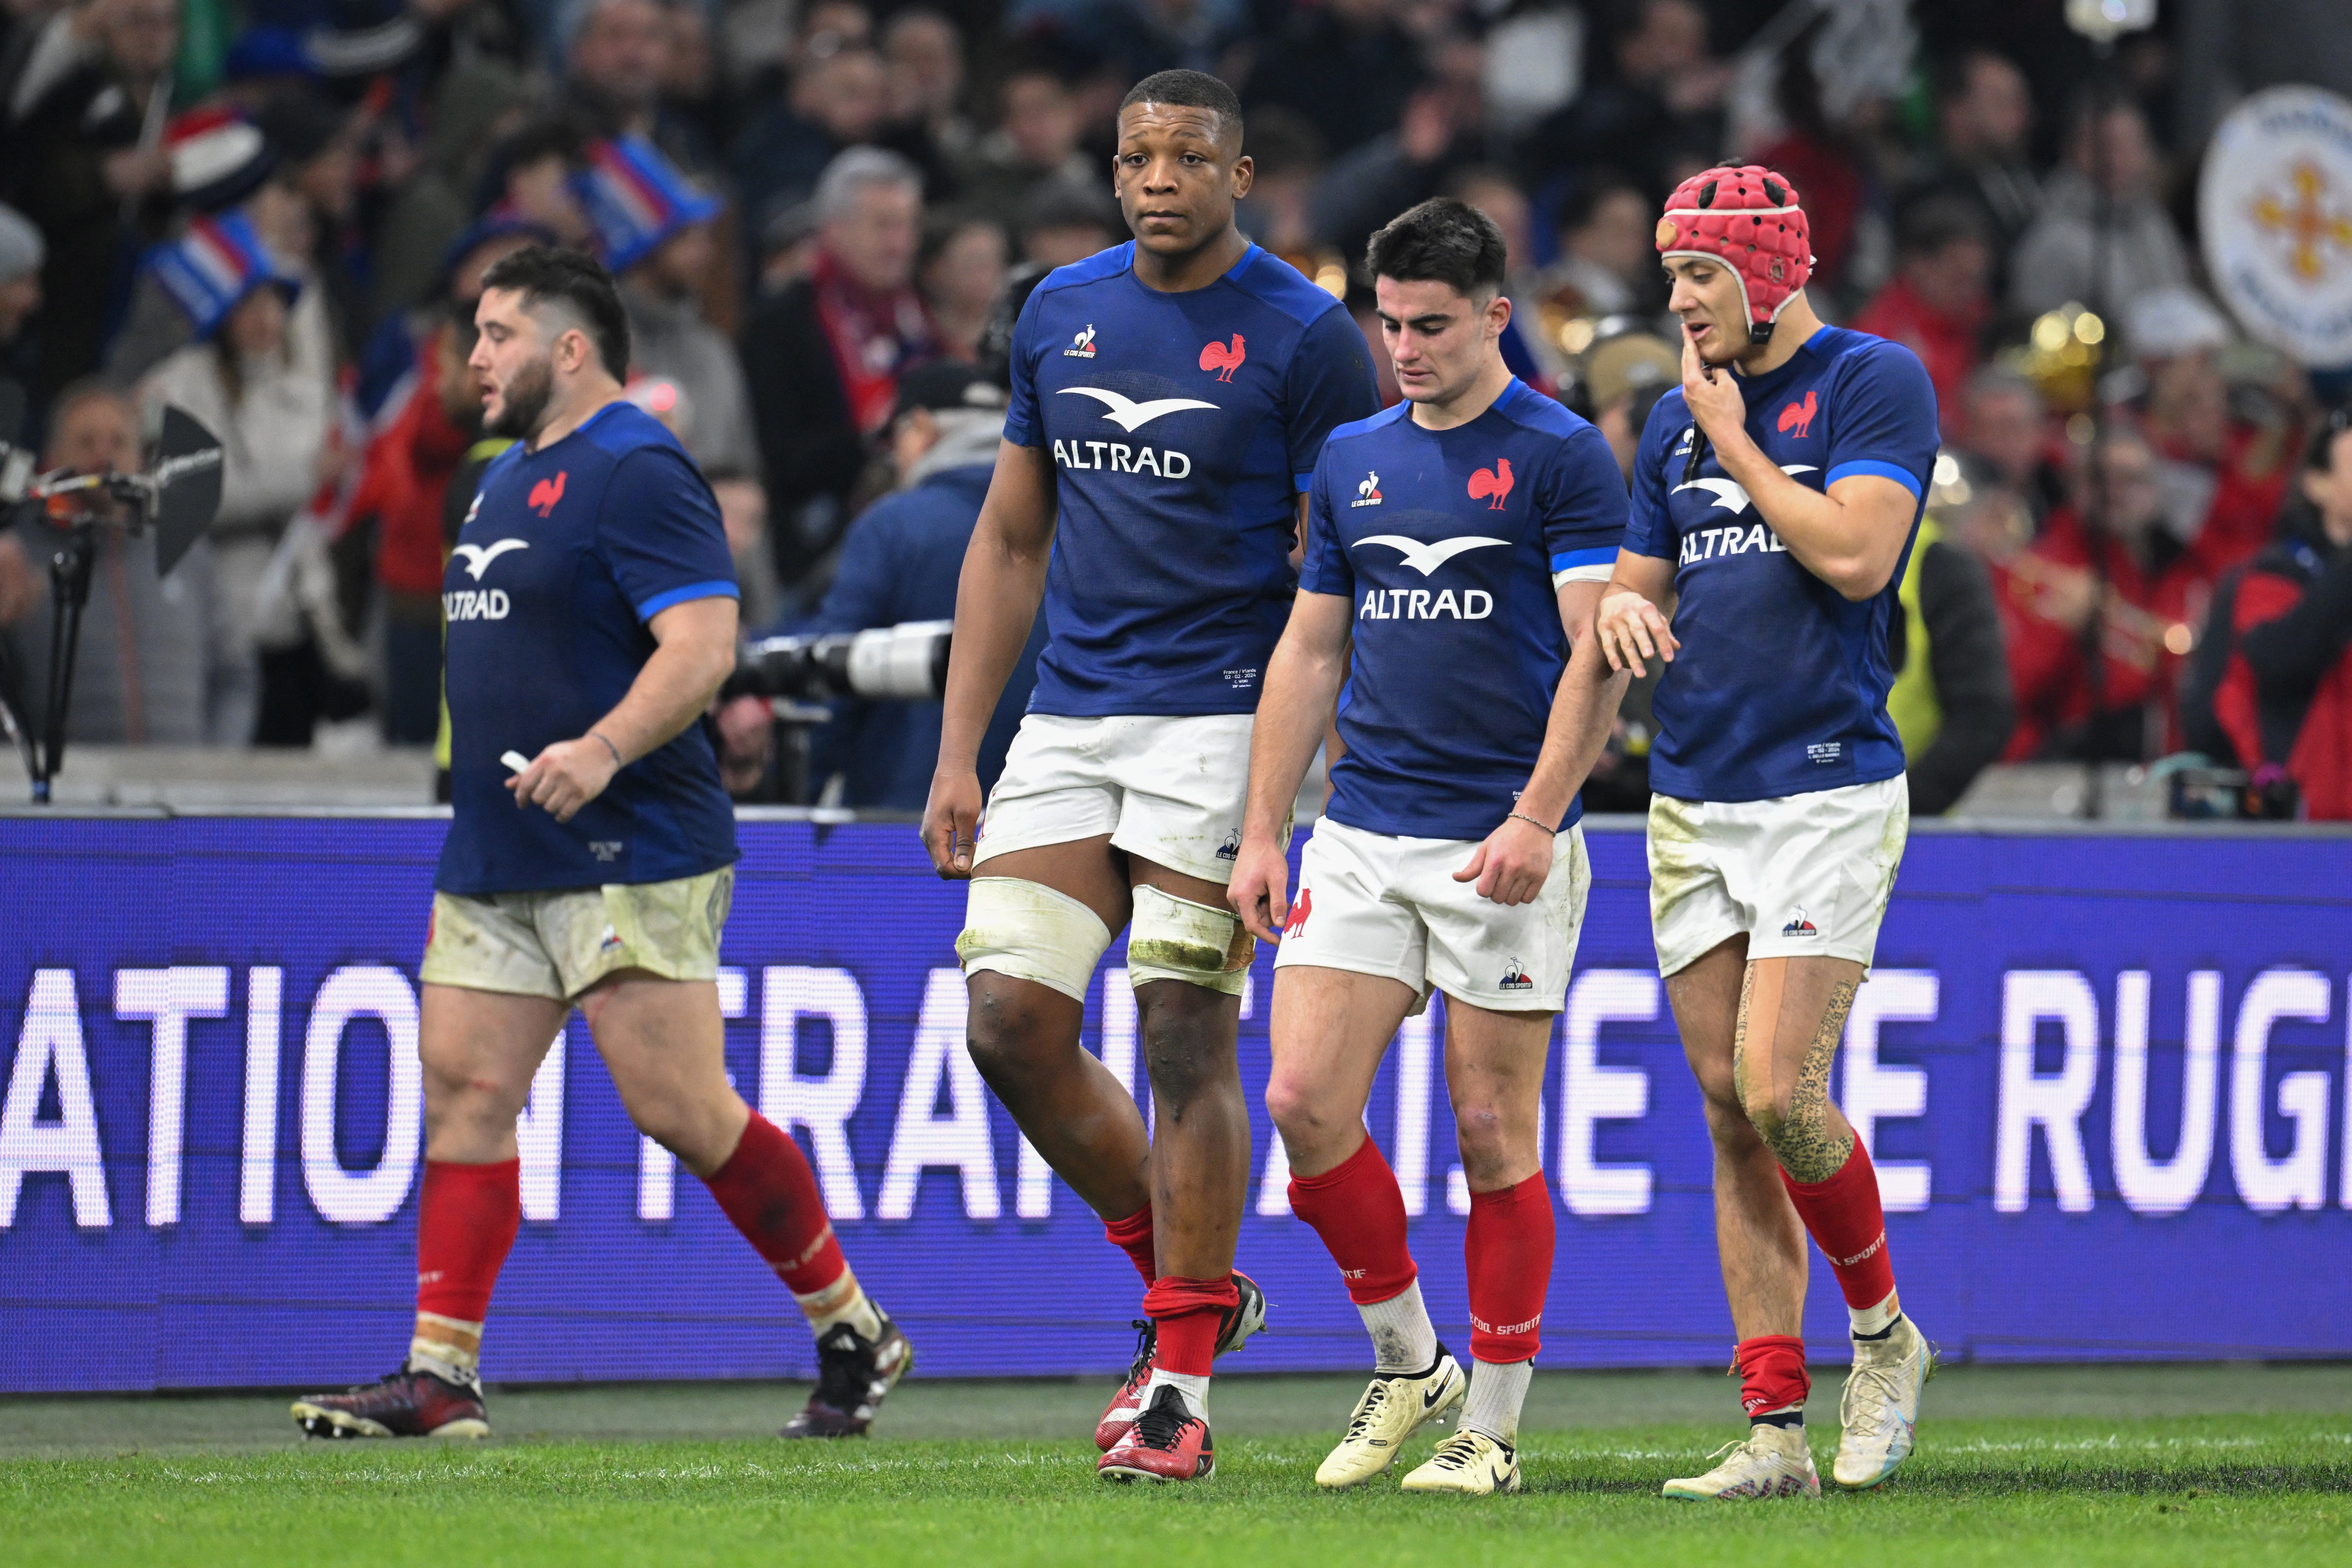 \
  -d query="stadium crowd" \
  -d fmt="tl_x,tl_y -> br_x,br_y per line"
1,0 -> 2349,817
